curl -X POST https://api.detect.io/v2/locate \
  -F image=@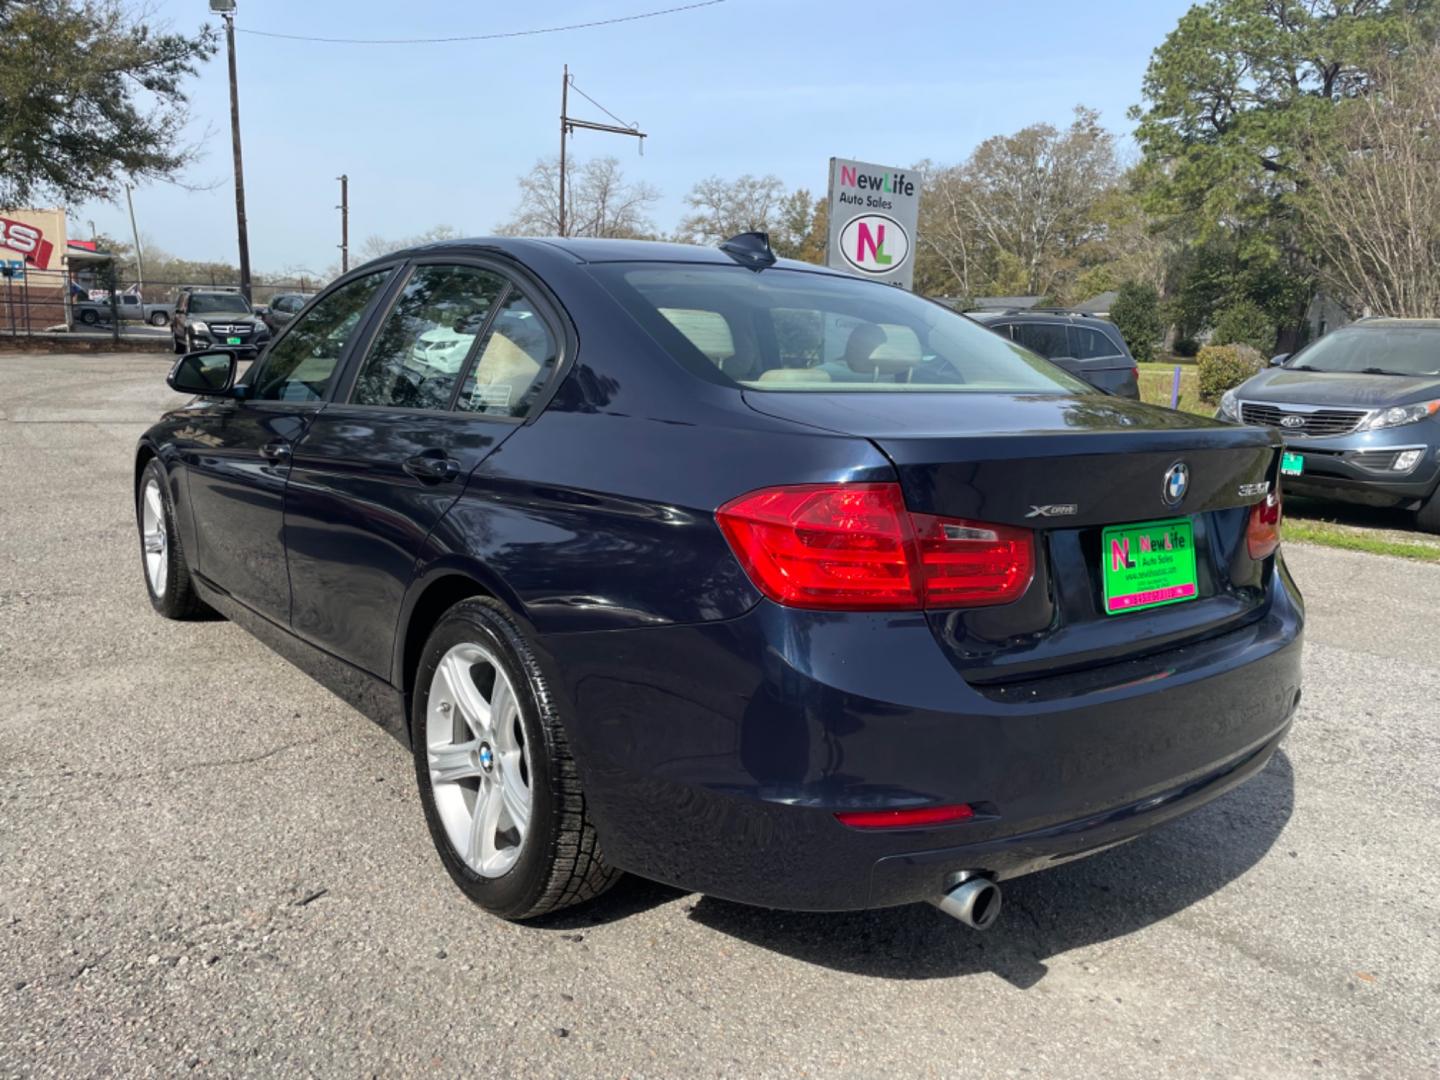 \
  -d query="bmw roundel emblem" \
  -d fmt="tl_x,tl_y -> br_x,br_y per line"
1163,462 -> 1190,507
